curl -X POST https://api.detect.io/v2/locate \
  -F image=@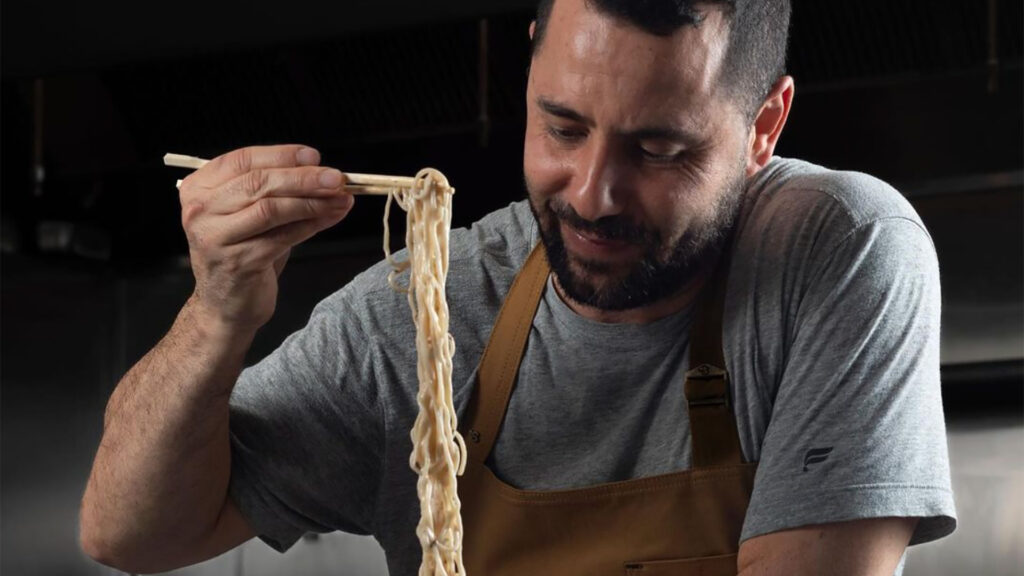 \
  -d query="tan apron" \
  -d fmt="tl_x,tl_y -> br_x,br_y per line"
457,244 -> 757,576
